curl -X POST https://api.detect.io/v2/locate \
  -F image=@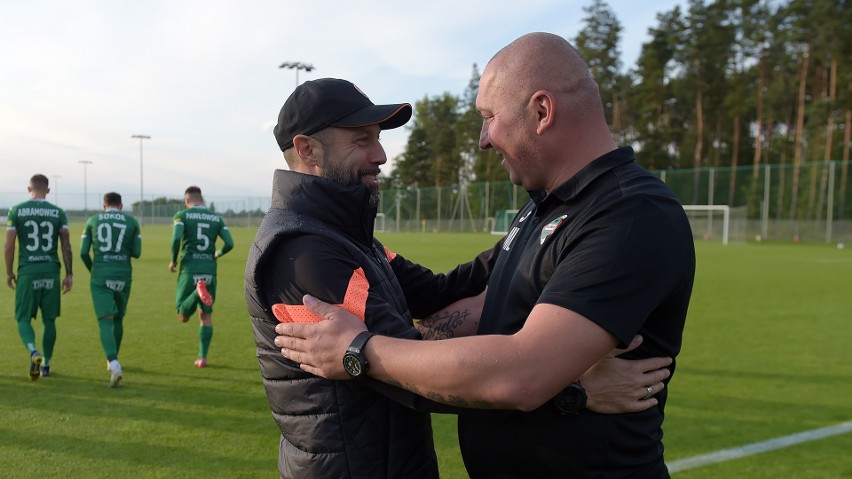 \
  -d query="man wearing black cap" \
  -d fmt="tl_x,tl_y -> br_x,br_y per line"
246,78 -> 675,478
245,78 -> 493,478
